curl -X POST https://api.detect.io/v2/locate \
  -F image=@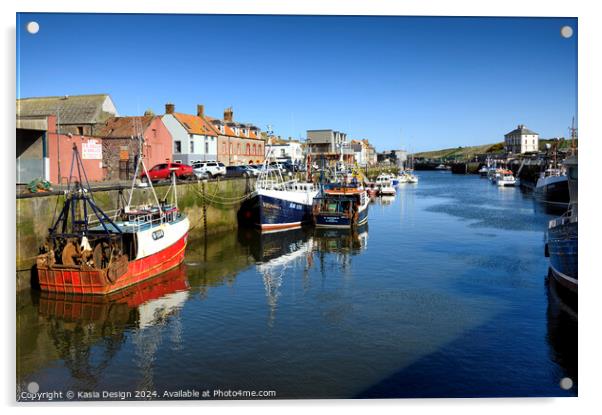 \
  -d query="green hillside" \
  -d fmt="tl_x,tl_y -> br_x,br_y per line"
413,143 -> 502,160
